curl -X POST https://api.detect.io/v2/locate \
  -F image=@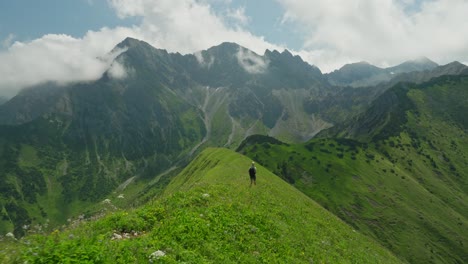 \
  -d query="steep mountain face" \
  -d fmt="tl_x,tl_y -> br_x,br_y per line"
111,38 -> 328,142
326,57 -> 439,87
0,85 -> 66,125
239,74 -> 468,263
